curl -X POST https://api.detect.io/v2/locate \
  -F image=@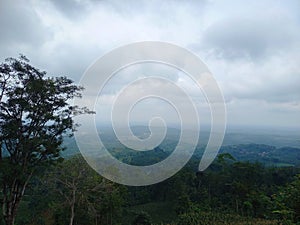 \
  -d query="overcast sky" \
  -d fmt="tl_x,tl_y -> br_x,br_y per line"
0,0 -> 299,130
